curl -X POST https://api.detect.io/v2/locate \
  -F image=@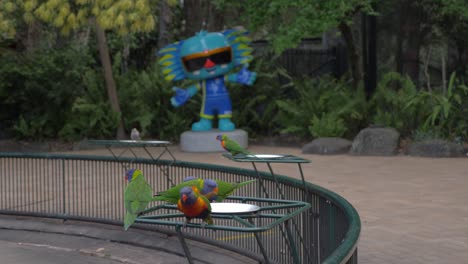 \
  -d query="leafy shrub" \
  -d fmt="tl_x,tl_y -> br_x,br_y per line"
0,46 -> 94,140
406,72 -> 468,140
308,113 -> 348,138
369,72 -> 422,137
230,58 -> 293,138
59,70 -> 120,140
116,61 -> 199,142
275,75 -> 366,139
